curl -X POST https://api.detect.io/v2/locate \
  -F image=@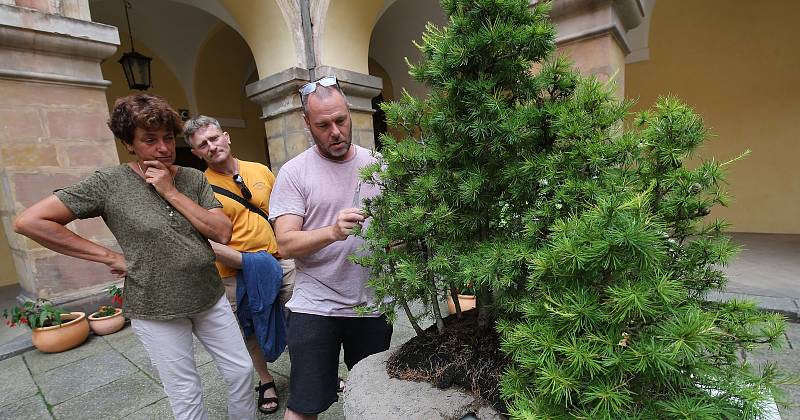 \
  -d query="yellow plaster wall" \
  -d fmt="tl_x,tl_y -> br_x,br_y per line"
322,0 -> 384,73
195,25 -> 246,118
195,25 -> 267,166
101,32 -> 190,163
0,223 -> 16,286
221,0 -> 298,76
626,0 -> 800,233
